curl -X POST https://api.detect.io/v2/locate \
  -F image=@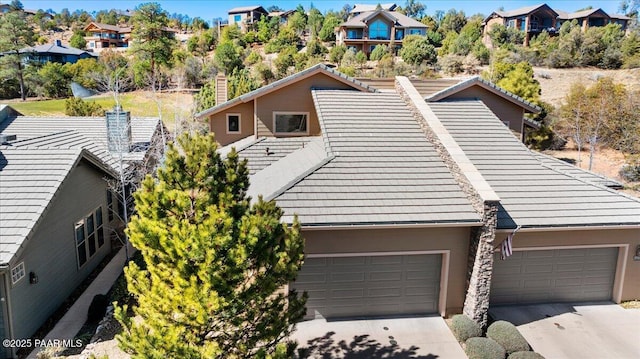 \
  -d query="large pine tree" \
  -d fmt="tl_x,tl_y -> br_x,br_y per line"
116,133 -> 306,358
0,11 -> 34,101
